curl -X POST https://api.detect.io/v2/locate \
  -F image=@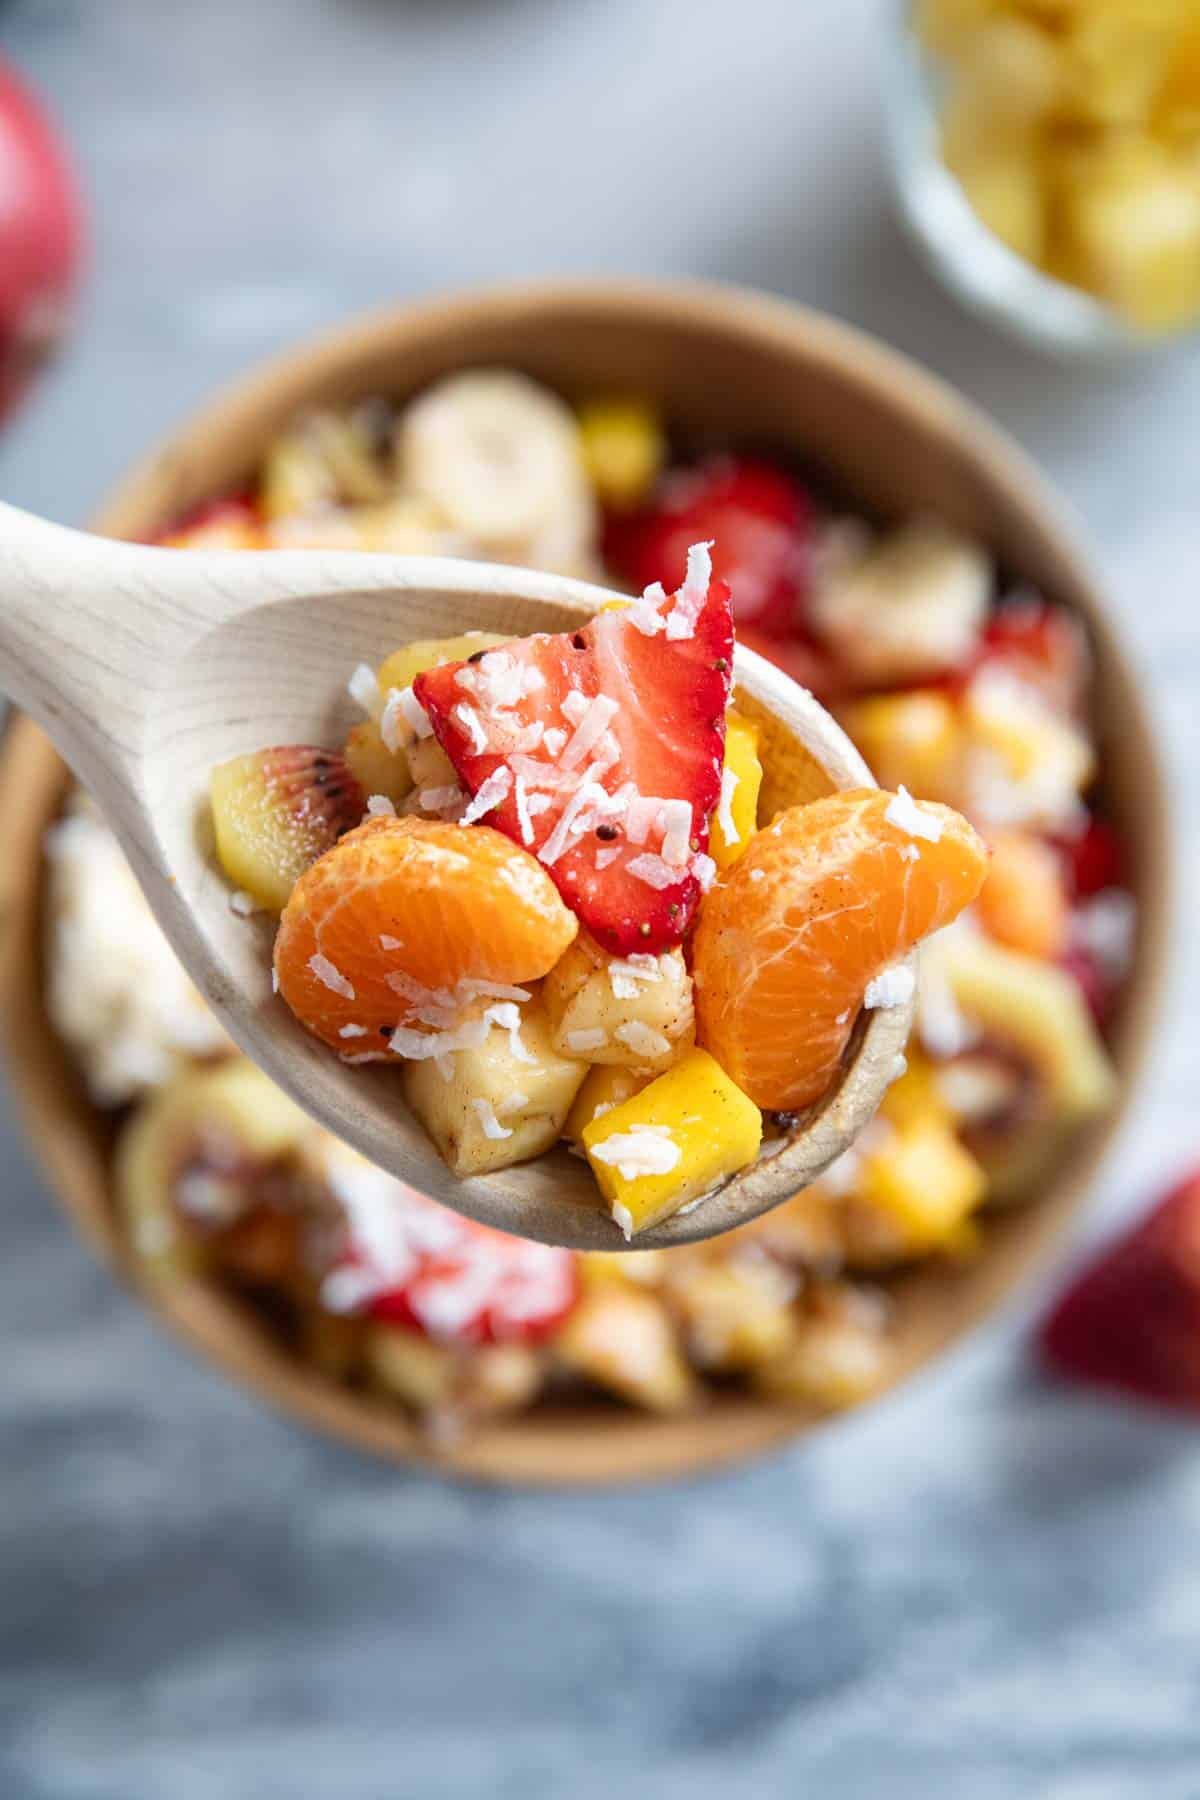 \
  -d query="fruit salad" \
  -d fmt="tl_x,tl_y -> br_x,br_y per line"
211,552 -> 986,1237
44,368 -> 1135,1434
914,0 -> 1200,334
